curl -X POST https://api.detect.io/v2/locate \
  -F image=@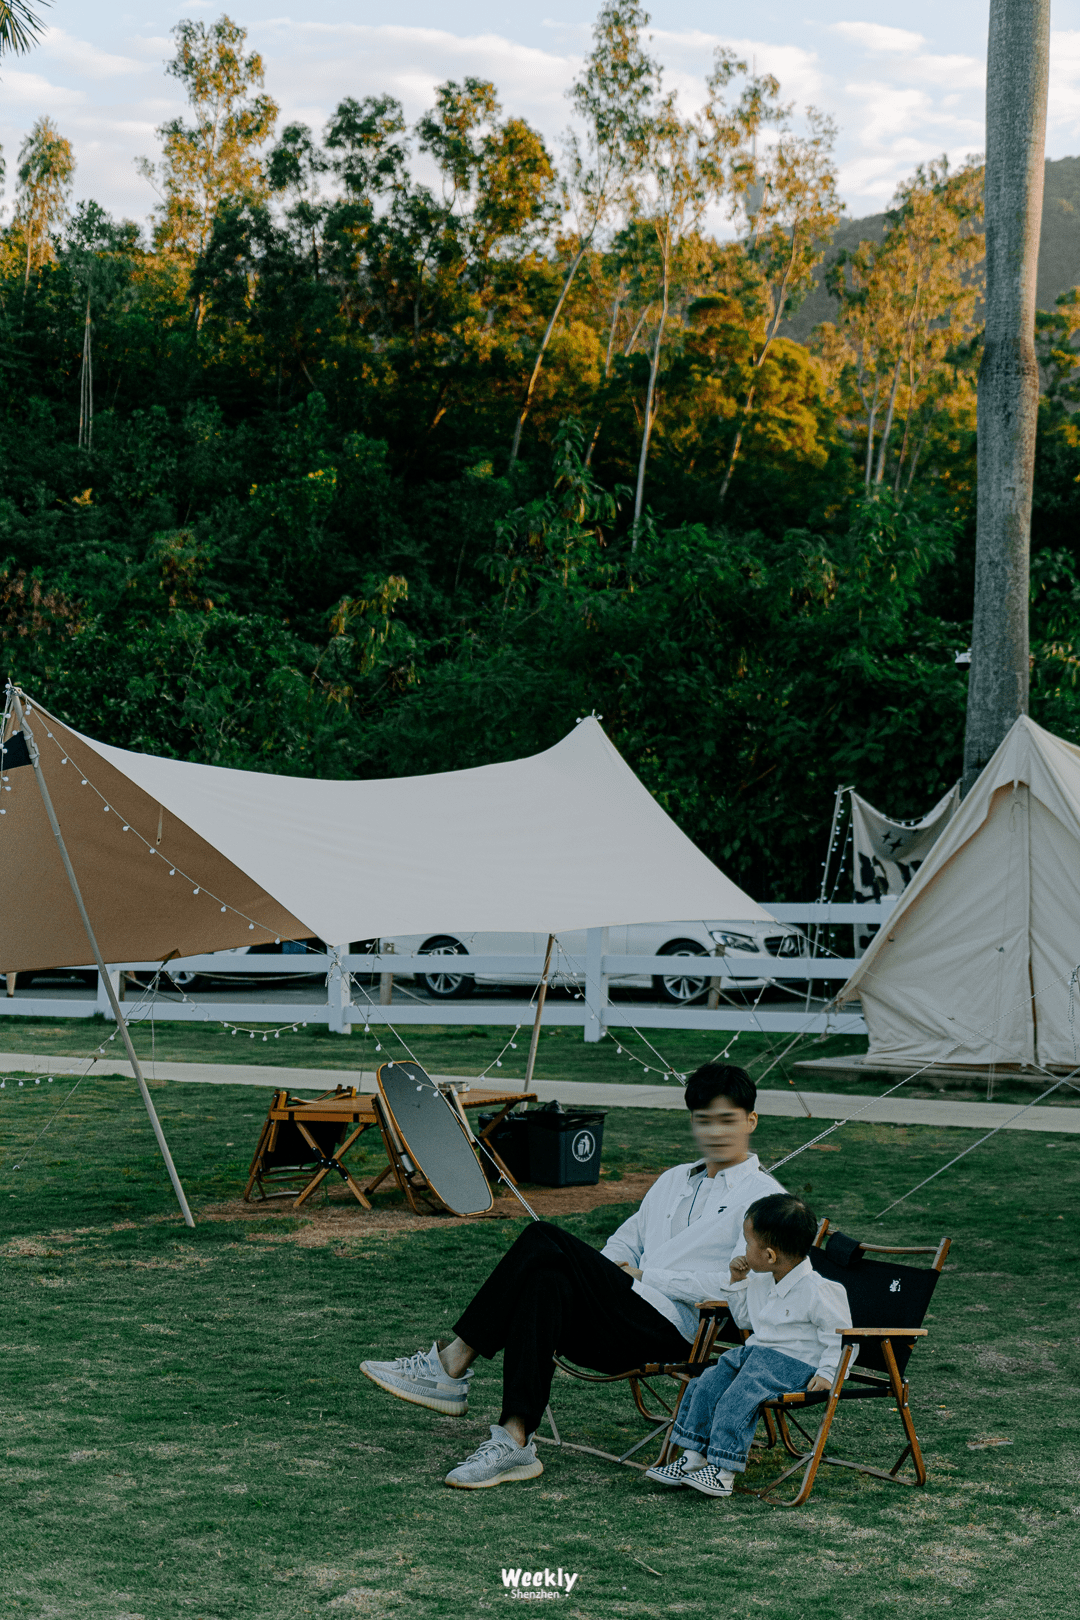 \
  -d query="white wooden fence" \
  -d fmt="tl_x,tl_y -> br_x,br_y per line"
0,899 -> 897,1038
